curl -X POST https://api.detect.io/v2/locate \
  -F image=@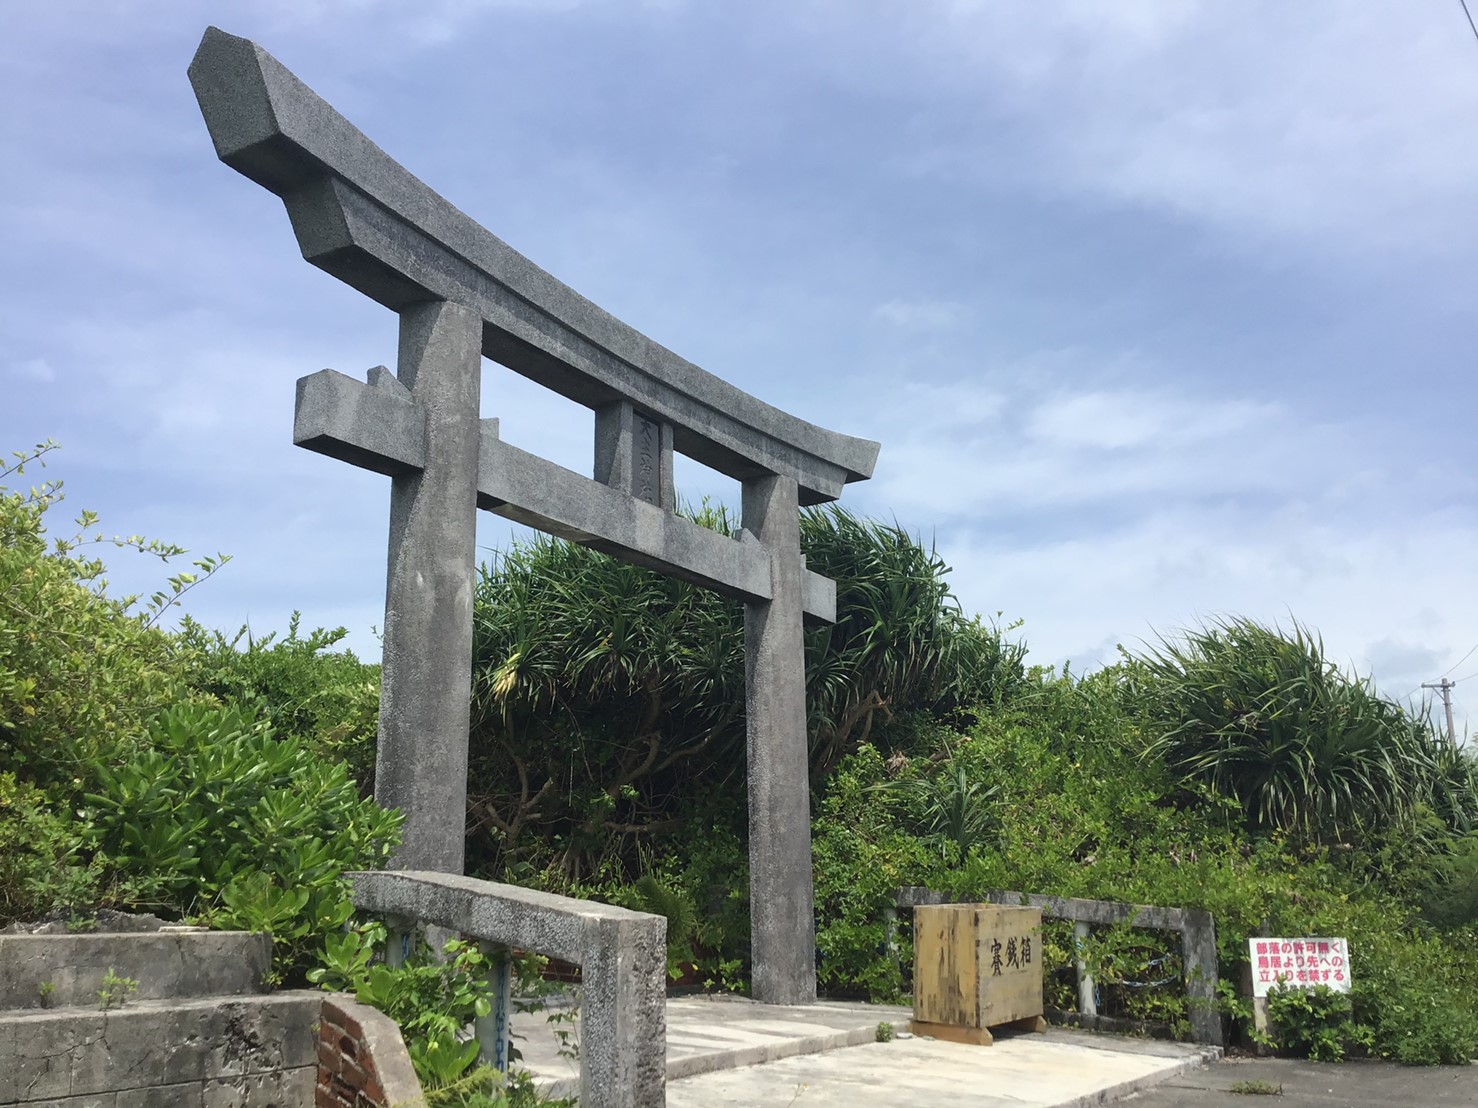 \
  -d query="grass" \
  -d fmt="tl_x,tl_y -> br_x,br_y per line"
1229,1079 -> 1283,1095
